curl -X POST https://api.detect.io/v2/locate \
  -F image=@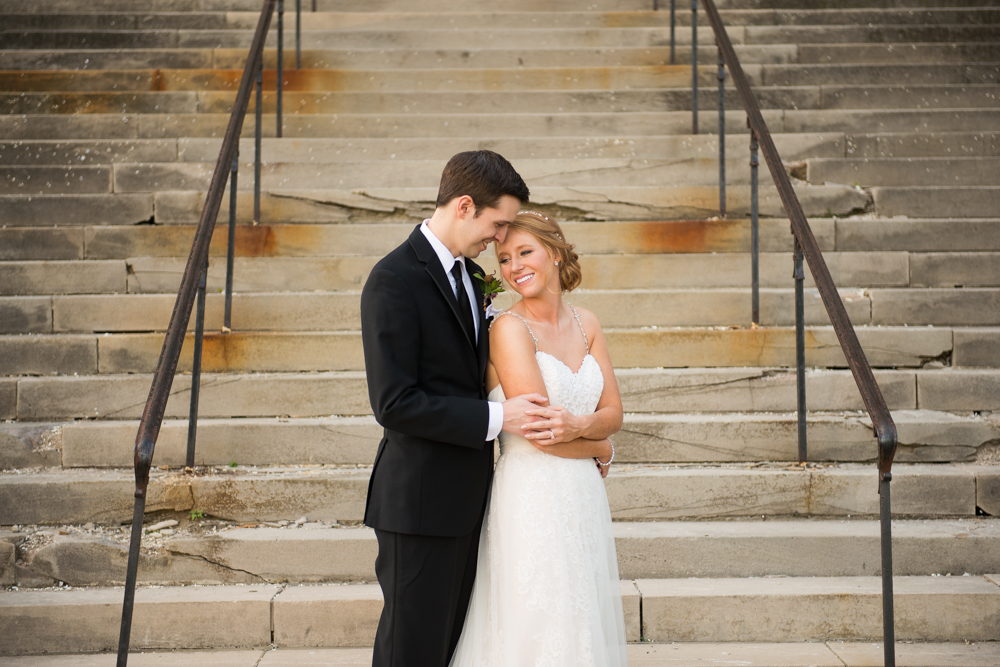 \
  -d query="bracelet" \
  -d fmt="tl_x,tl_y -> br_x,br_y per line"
595,443 -> 614,467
